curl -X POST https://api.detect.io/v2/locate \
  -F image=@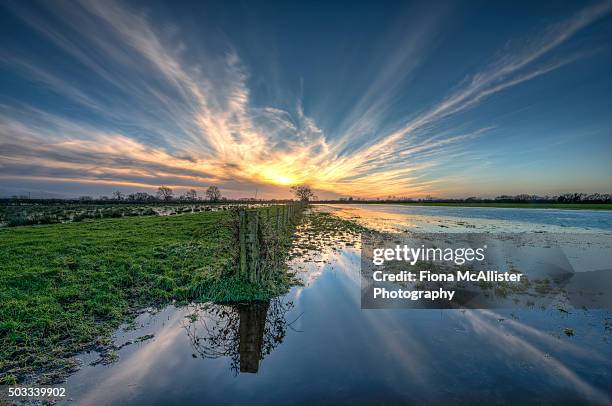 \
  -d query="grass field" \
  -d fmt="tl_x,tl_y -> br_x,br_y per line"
0,210 -> 294,384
